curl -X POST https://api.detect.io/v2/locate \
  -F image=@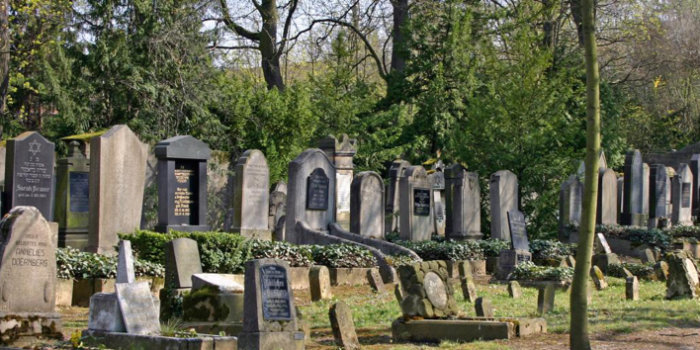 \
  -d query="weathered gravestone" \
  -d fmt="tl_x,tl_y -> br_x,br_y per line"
233,149 -> 270,239
319,134 -> 357,230
590,265 -> 608,290
367,268 -> 385,293
537,284 -> 556,315
3,132 -> 55,220
399,166 -> 433,241
396,262 -> 458,318
116,240 -> 135,284
165,238 -> 202,289
458,262 -> 478,303
155,135 -> 211,233
309,266 -> 331,301
597,168 -> 618,225
559,175 -> 582,241
490,170 -> 518,241
54,141 -> 90,249
626,276 -> 639,301
116,282 -> 160,335
238,259 -> 304,350
691,154 -> 700,216
649,164 -> 671,227
617,176 -> 624,220
385,160 -> 410,234
428,160 -> 446,237
87,125 -> 147,254
497,210 -> 532,279
445,164 -> 481,240
642,163 -> 650,218
286,149 -> 335,244
182,273 -> 245,331
671,163 -> 694,226
0,206 -> 62,342
665,251 -> 699,299
329,301 -> 361,350
350,171 -> 384,239
592,233 -> 619,273
621,150 -> 647,226
508,281 -> 522,299
475,297 -> 494,318
269,190 -> 286,233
